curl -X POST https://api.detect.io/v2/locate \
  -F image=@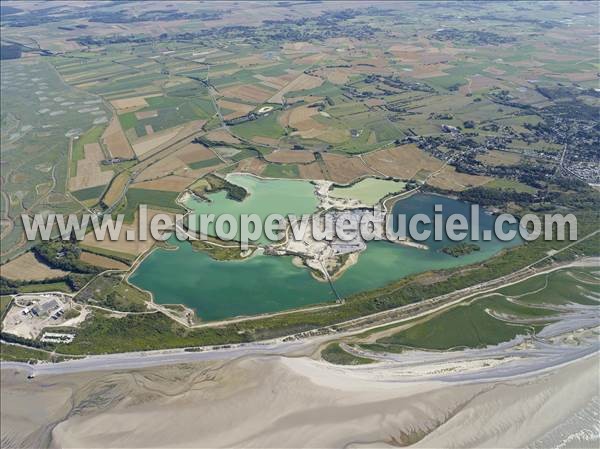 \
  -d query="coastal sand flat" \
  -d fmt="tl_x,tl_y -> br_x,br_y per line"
1,355 -> 597,448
